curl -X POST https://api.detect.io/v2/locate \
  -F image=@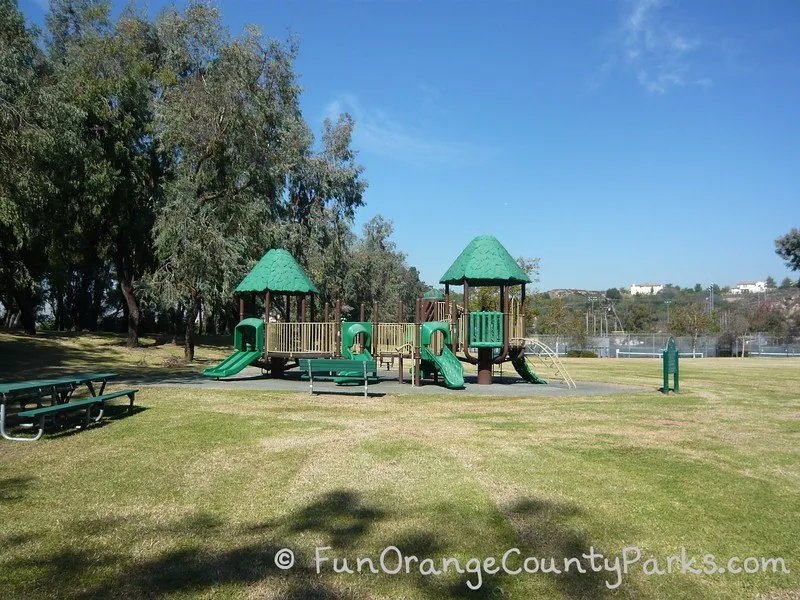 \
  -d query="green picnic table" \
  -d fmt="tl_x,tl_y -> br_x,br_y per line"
0,373 -> 137,442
